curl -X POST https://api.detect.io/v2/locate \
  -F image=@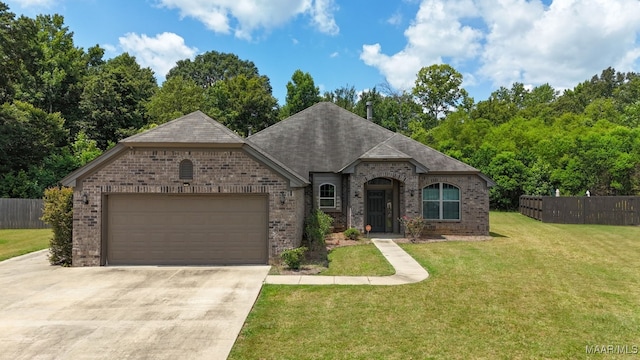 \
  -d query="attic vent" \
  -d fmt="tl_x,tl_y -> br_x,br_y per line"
179,159 -> 193,180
